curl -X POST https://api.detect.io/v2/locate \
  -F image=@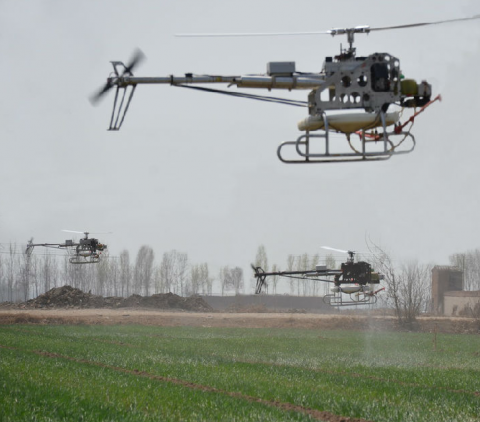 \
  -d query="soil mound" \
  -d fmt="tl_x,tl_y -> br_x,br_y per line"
16,286 -> 212,312
120,292 -> 212,312
26,286 -> 102,308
